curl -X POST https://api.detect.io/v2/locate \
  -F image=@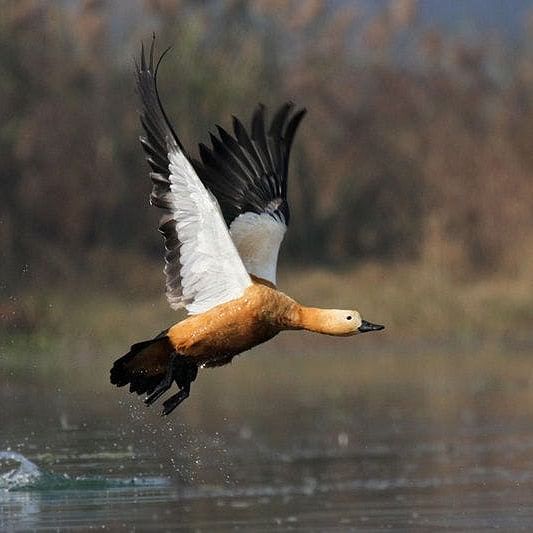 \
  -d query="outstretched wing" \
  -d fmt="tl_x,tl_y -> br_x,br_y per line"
136,39 -> 252,314
193,103 -> 306,285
